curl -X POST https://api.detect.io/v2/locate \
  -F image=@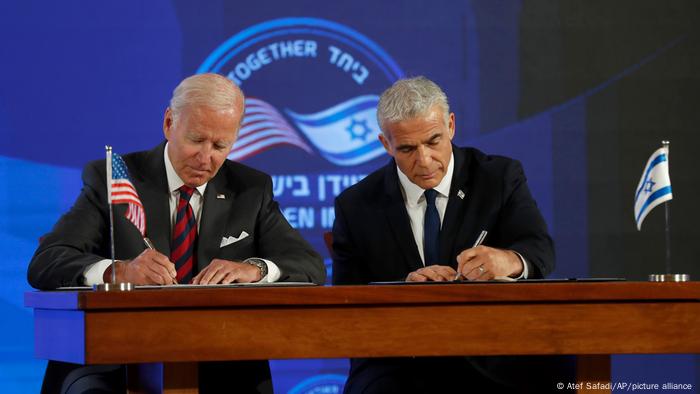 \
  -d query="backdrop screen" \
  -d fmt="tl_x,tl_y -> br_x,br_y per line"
1,1 -> 698,392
